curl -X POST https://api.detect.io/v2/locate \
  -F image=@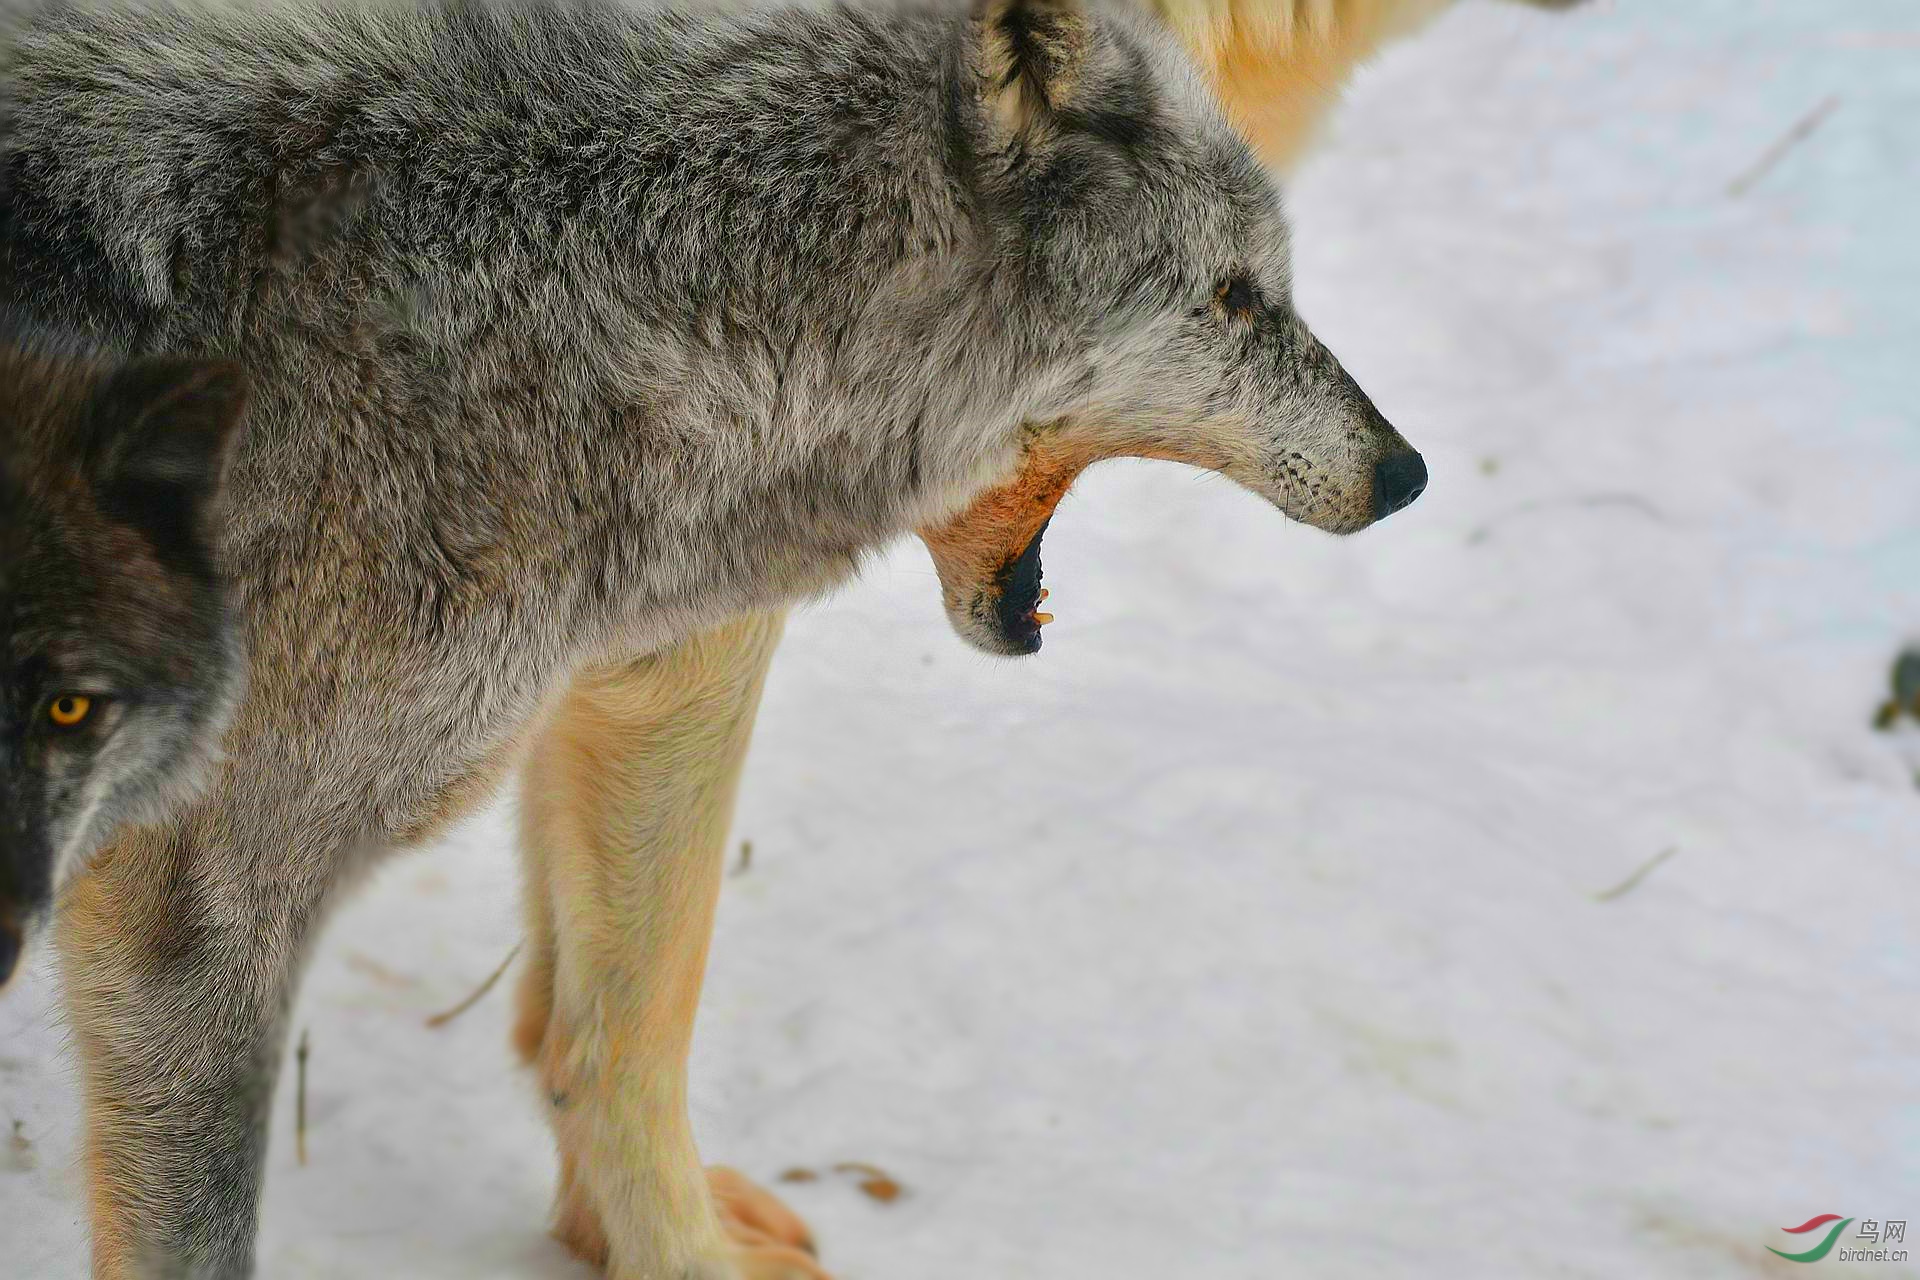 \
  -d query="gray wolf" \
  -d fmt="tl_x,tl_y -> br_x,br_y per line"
0,0 -> 1425,1274
506,1 -> 1579,1268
